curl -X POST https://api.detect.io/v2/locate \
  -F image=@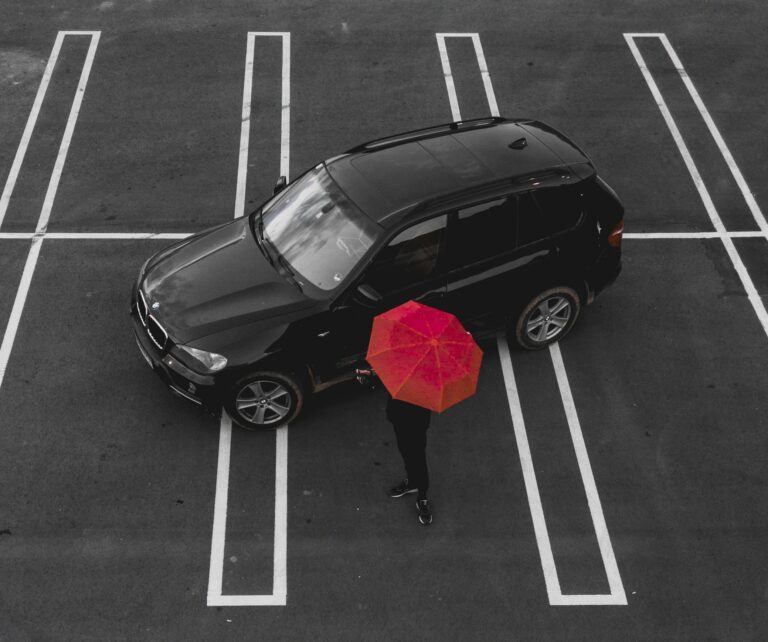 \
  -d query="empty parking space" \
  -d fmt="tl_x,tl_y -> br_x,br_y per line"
285,364 -> 545,638
220,428 -> 280,597
289,28 -> 452,172
557,237 -> 768,638
734,237 -> 768,298
509,347 -> 612,596
0,33 -> 94,233
1,2 -> 768,638
42,31 -> 244,234
0,240 -> 28,342
0,240 -> 222,637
